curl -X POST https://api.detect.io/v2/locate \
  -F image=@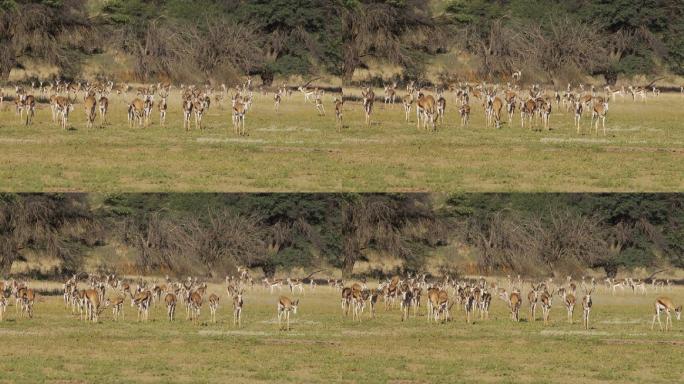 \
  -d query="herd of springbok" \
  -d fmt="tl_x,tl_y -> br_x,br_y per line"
0,271 -> 681,332
2,76 -> 681,136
